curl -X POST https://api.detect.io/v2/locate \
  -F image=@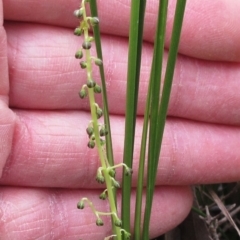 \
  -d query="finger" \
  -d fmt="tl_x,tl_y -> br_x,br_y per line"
0,3 -> 15,177
0,2 -> 8,102
0,103 -> 15,177
0,110 -> 239,188
4,0 -> 240,61
0,186 -> 192,239
6,23 -> 240,125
